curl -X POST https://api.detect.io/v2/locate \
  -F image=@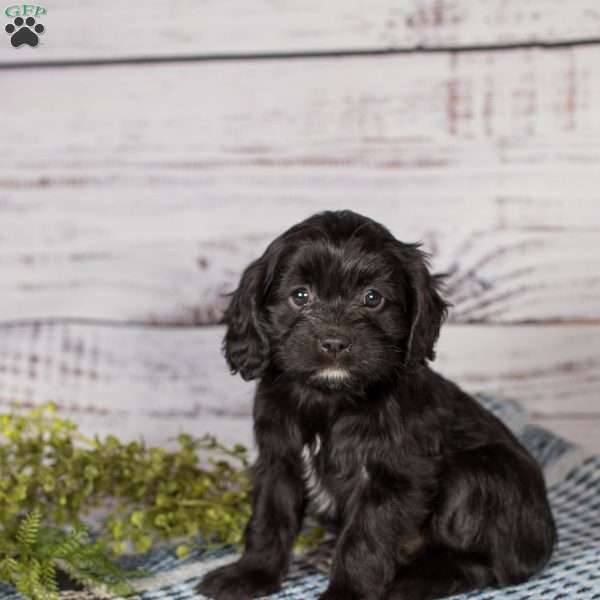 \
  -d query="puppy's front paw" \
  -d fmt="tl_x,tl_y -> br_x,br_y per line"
196,561 -> 280,600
